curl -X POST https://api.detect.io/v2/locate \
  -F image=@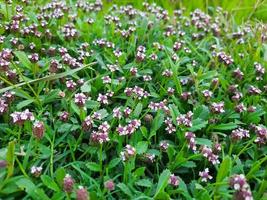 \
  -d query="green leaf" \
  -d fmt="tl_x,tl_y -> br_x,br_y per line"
86,162 -> 101,172
108,158 -> 121,169
14,51 -> 32,70
133,103 -> 143,118
135,179 -> 153,187
194,183 -> 212,200
117,183 -> 132,197
216,156 -> 231,182
193,105 -> 210,120
134,167 -> 146,177
150,111 -> 165,139
189,119 -> 208,131
41,175 -> 60,192
86,100 -> 100,109
154,169 -> 171,198
71,101 -> 80,116
16,178 -> 50,200
16,99 -> 34,110
6,141 -> 15,178
55,167 -> 66,186
181,161 -> 196,168
154,192 -> 170,200
196,138 -> 213,147
81,82 -> 91,93
213,122 -> 237,130
0,62 -> 96,94
136,141 -> 148,154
